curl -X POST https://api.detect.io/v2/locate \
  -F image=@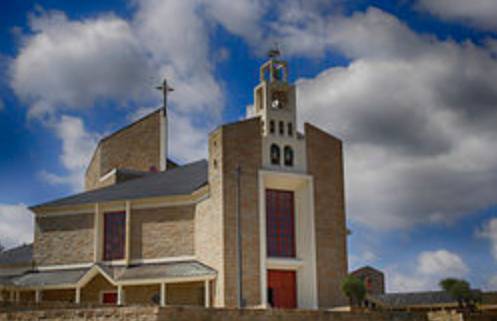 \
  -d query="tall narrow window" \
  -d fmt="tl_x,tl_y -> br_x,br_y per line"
269,120 -> 275,134
103,211 -> 126,261
270,144 -> 280,165
279,121 -> 284,135
284,146 -> 294,167
287,122 -> 293,136
266,190 -> 295,257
